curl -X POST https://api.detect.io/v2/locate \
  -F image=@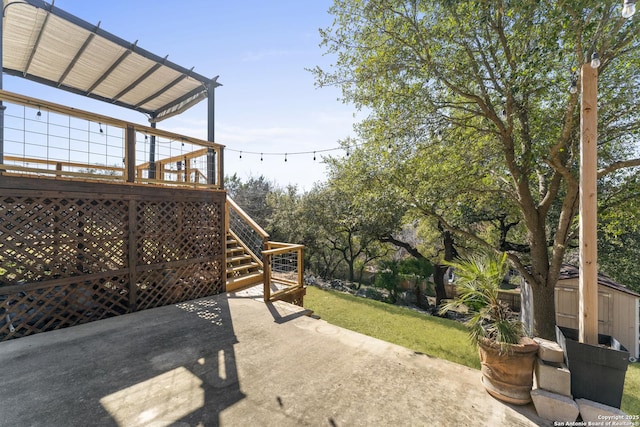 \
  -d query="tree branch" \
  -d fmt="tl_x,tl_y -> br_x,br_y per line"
598,158 -> 640,178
